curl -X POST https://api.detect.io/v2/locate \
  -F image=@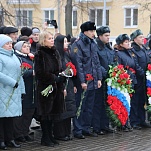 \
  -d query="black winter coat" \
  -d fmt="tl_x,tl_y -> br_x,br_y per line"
131,42 -> 150,71
34,46 -> 65,120
15,51 -> 35,109
61,51 -> 76,119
